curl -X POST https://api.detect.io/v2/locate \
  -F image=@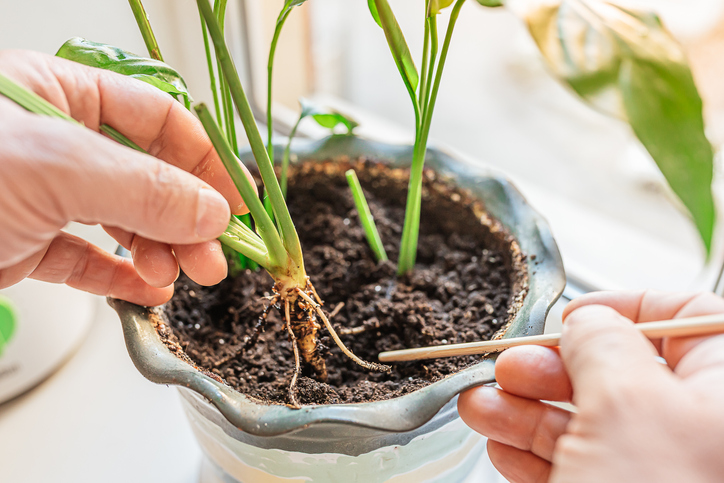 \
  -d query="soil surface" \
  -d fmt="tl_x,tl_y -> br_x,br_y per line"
160,158 -> 527,406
